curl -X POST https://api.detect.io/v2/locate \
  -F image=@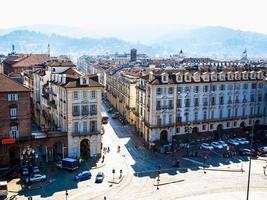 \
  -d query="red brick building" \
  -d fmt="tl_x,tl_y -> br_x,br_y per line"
0,74 -> 31,166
